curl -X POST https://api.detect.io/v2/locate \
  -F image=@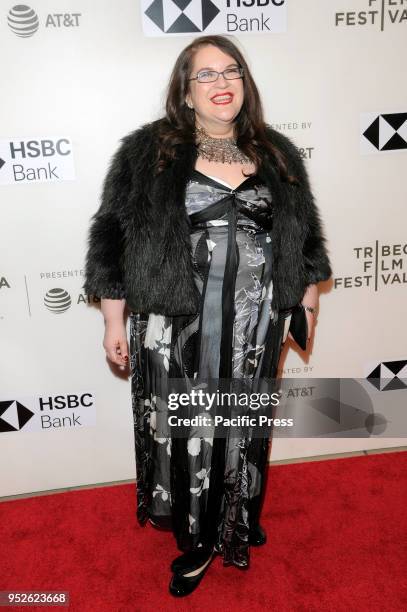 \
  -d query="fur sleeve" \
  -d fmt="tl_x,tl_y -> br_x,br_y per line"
83,133 -> 135,300
269,128 -> 332,285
